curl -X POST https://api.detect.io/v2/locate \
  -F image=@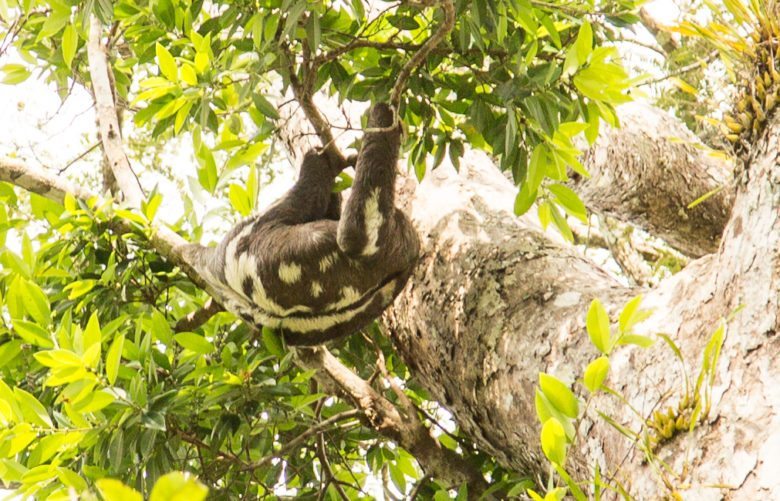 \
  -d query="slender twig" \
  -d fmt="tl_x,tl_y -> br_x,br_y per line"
641,51 -> 719,87
317,431 -> 349,500
240,409 -> 362,472
59,142 -> 100,174
389,0 -> 456,106
295,346 -> 489,495
174,298 -> 224,332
